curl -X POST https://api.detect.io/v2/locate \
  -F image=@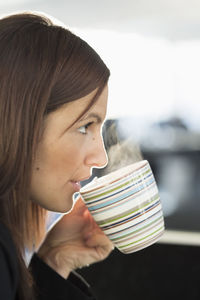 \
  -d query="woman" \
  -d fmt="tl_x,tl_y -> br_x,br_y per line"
0,12 -> 113,300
